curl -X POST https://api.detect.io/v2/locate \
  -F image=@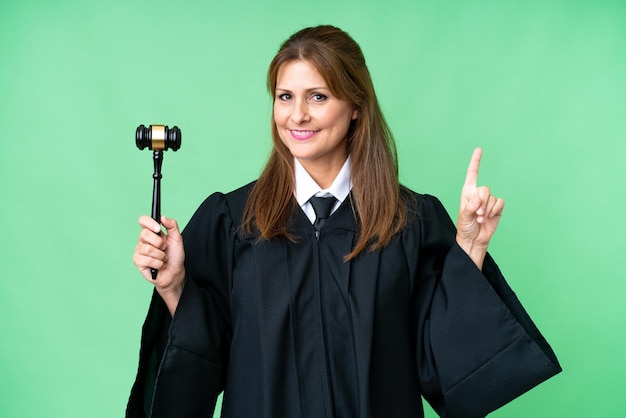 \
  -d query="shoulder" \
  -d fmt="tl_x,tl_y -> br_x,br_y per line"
399,185 -> 457,246
224,180 -> 256,207
186,181 -> 256,232
400,185 -> 450,219
194,181 -> 256,210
